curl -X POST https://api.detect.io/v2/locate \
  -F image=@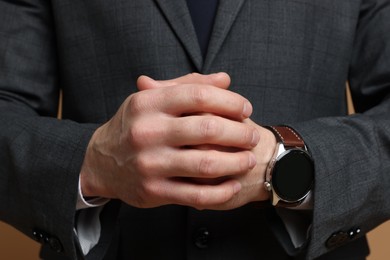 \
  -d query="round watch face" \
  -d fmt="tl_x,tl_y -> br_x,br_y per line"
272,149 -> 314,202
